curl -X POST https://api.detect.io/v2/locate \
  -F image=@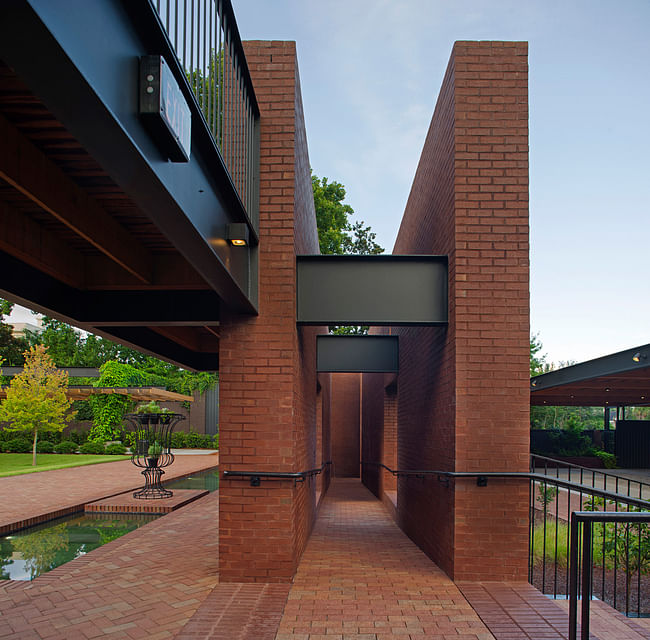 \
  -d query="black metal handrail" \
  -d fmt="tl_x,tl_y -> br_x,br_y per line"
153,0 -> 259,225
361,461 -> 650,507
569,511 -> 650,640
223,461 -> 332,486
531,454 -> 650,500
